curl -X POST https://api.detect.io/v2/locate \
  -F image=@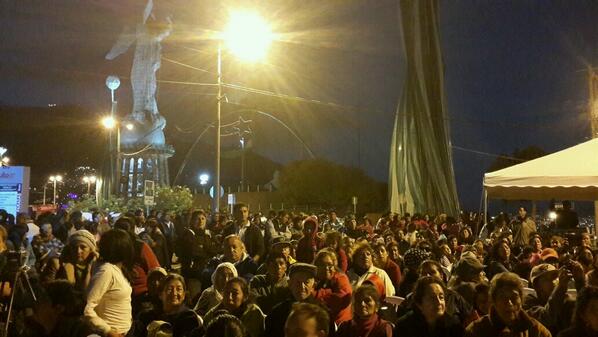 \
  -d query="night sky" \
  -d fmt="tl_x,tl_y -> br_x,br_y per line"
1,1 -> 597,210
